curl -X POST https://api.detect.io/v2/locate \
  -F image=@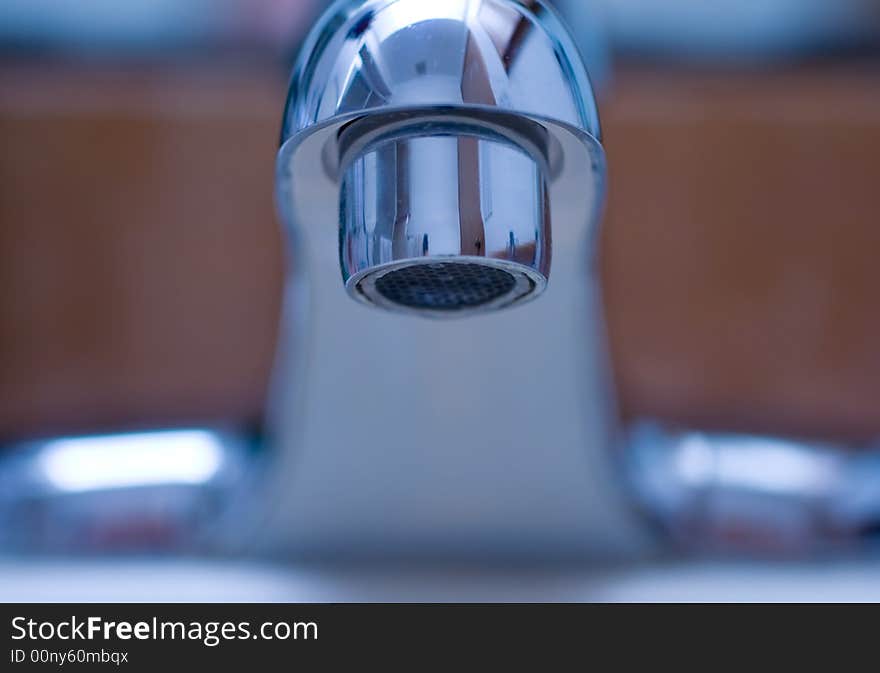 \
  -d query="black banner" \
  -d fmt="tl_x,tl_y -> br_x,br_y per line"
0,603 -> 863,668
